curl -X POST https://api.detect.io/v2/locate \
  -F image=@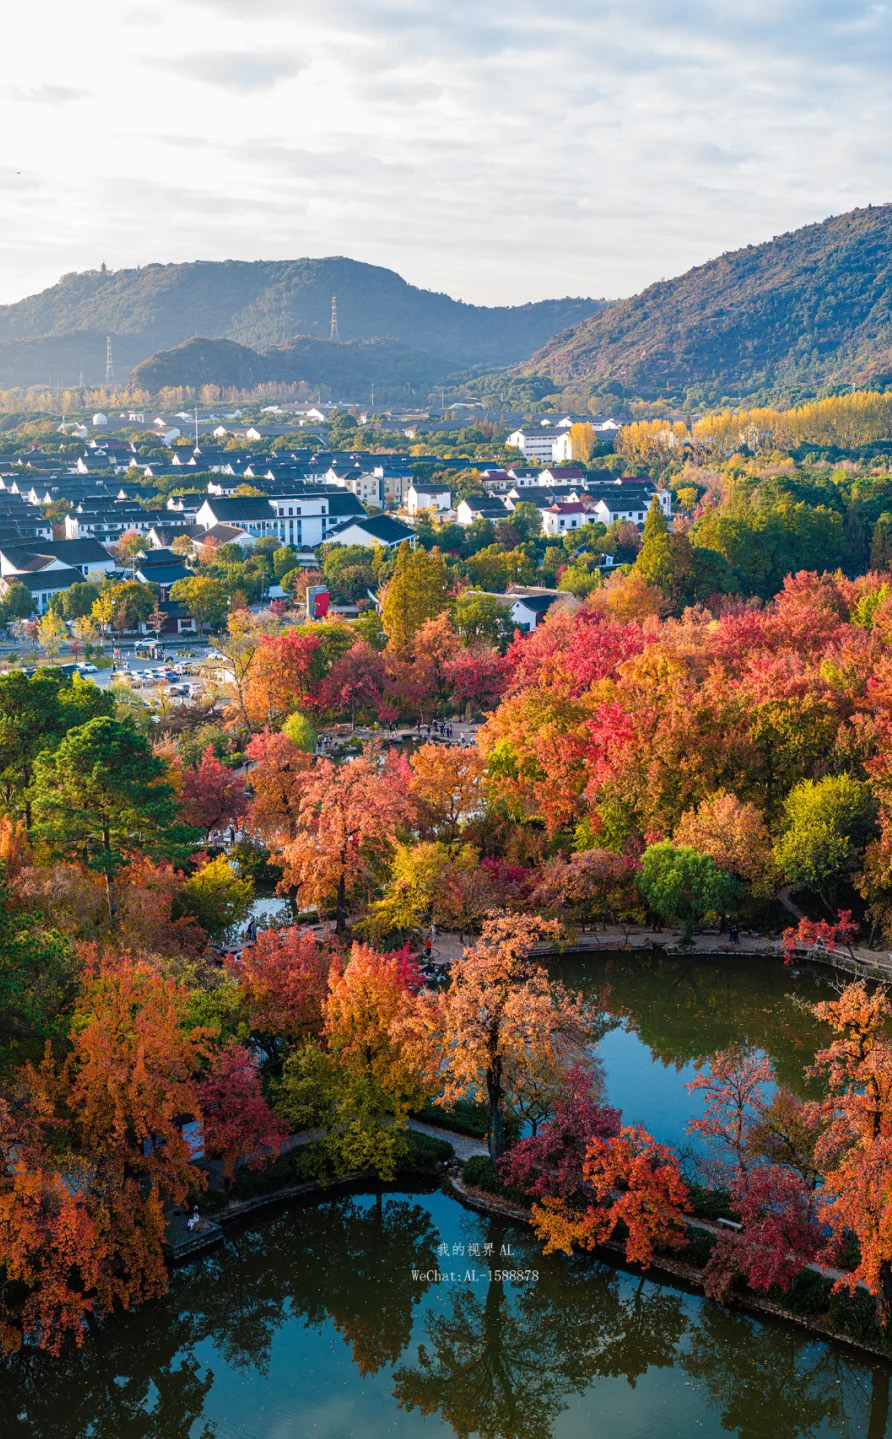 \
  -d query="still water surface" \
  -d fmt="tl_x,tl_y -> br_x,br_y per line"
3,952 -> 889,1439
